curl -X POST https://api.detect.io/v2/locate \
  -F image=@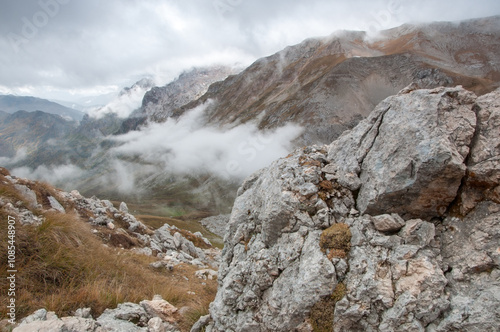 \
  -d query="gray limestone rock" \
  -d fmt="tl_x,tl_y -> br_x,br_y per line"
18,308 -> 48,324
2,201 -> 44,225
148,317 -> 180,332
14,310 -> 98,332
434,201 -> 500,332
356,86 -> 476,219
48,196 -> 65,212
334,215 -> 448,331
458,88 -> 500,214
139,295 -> 178,324
199,214 -> 230,238
207,147 -> 340,331
149,225 -> 217,267
190,314 -> 211,332
371,214 -> 405,233
97,303 -> 149,331
74,308 -> 93,319
14,184 -> 38,208
200,86 -> 500,332
120,201 -> 129,213
327,86 -> 477,220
